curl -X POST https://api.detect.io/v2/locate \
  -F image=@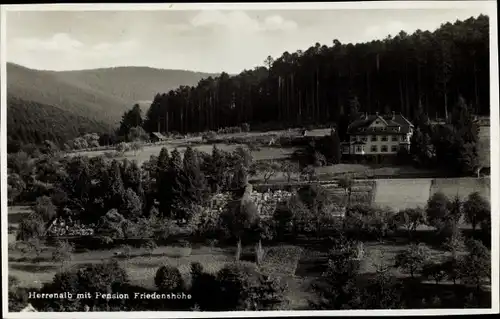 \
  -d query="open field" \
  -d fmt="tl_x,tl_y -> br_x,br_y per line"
478,126 -> 490,168
373,178 -> 433,211
70,142 -> 297,165
8,244 -> 234,290
67,124 -> 490,175
7,236 -> 465,308
430,177 -> 491,202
